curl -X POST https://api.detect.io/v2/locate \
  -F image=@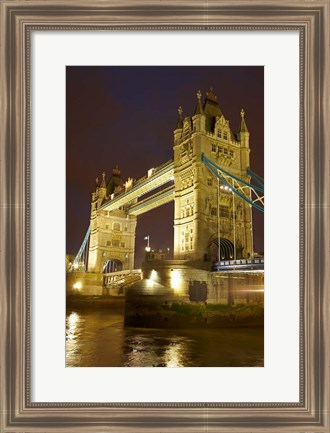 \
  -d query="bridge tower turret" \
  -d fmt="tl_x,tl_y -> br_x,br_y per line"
87,167 -> 137,273
173,106 -> 183,146
237,108 -> 253,257
173,88 -> 254,263
192,90 -> 205,133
